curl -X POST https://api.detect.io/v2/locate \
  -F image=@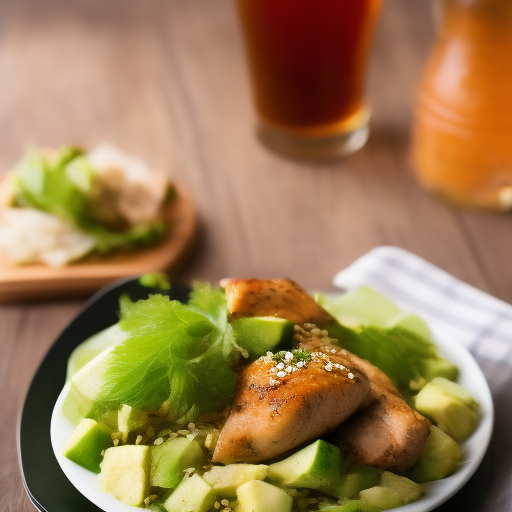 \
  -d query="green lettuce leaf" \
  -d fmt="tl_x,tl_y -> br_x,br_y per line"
12,146 -> 165,254
91,284 -> 239,421
319,288 -> 458,395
